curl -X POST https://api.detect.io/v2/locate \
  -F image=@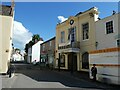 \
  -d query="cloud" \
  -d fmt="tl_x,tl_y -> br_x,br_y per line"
12,21 -> 33,50
57,16 -> 68,23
